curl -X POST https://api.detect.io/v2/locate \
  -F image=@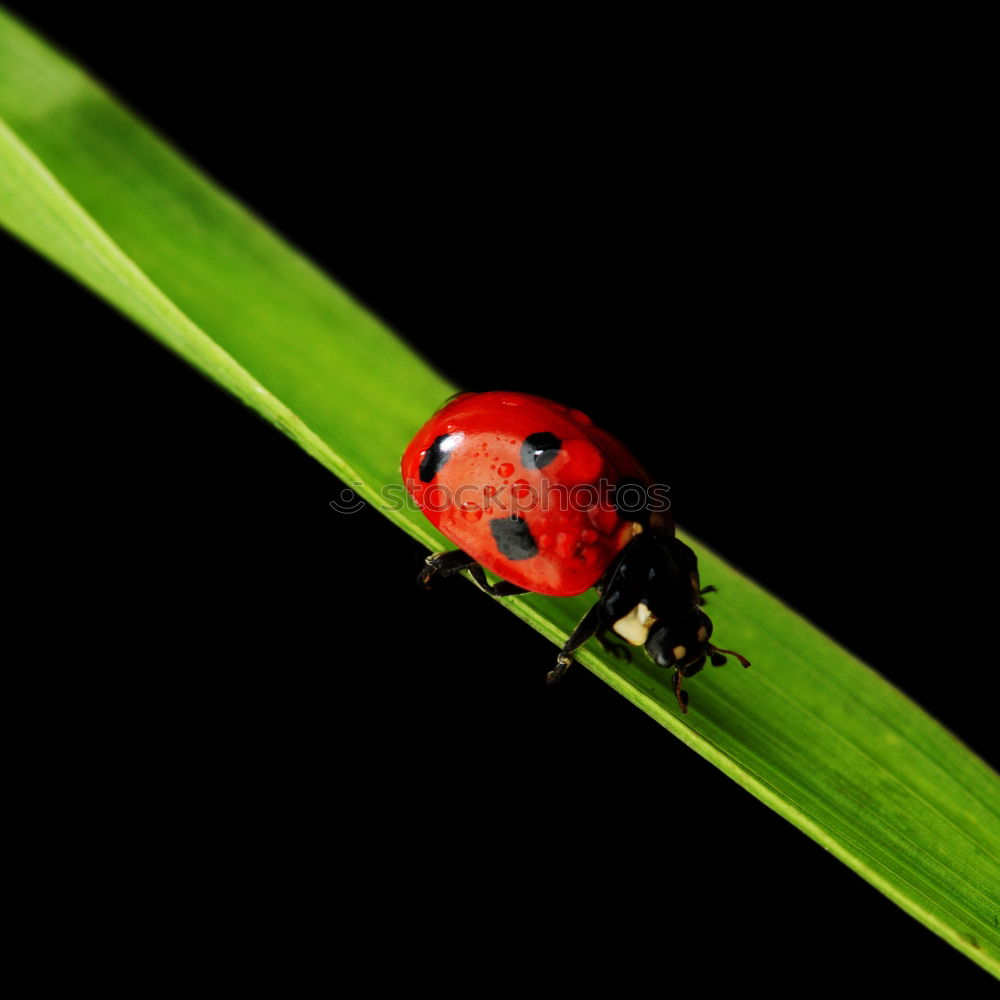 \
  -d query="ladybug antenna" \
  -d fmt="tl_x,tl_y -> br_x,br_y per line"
670,671 -> 689,715
707,645 -> 751,670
